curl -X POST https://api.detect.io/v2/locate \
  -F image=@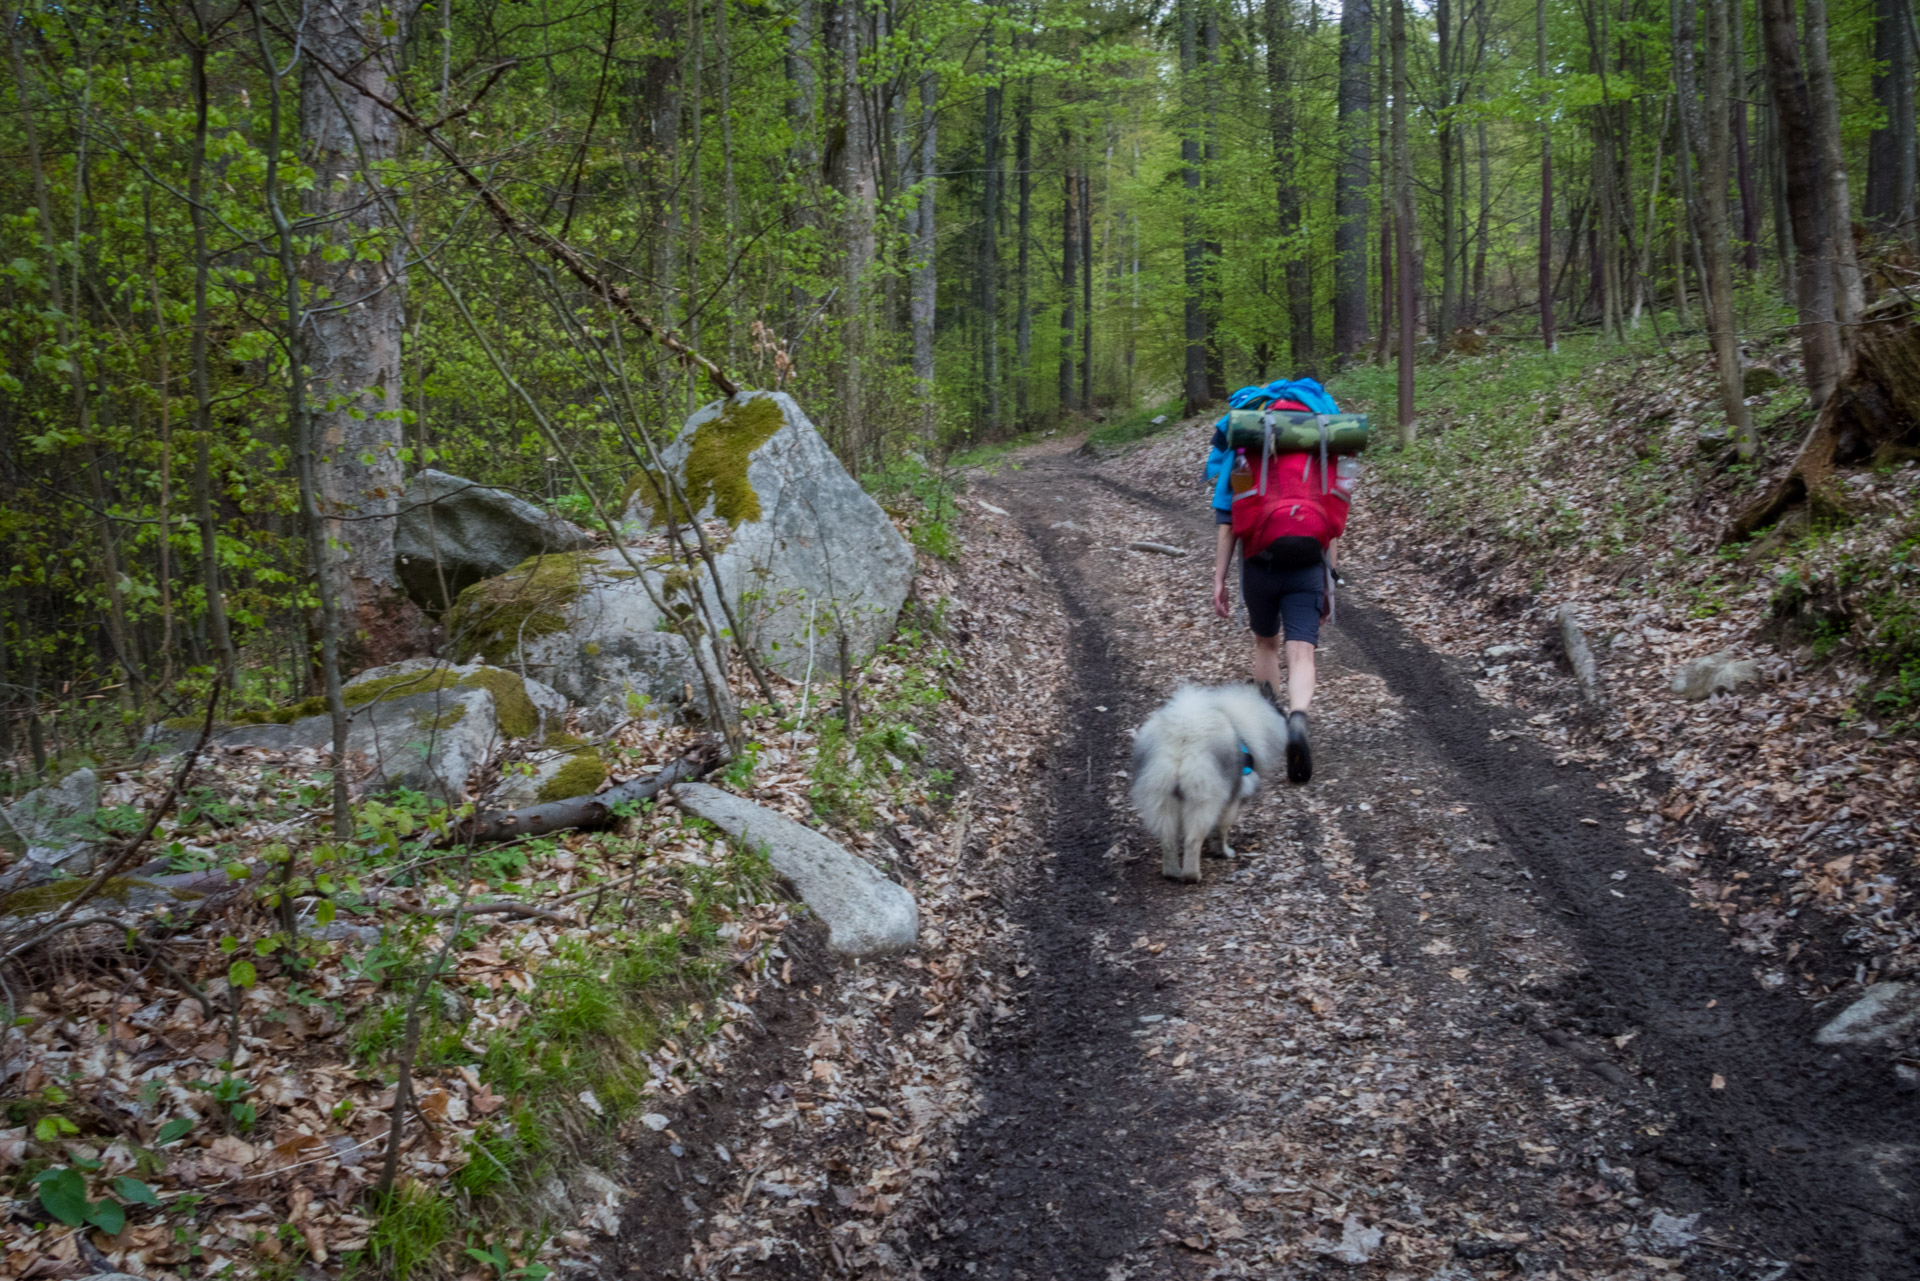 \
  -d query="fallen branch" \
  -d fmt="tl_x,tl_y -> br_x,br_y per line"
440,745 -> 724,846
419,901 -> 574,924
1127,541 -> 1190,557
